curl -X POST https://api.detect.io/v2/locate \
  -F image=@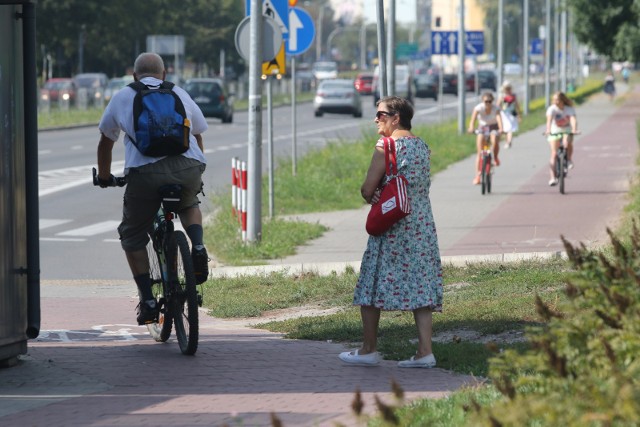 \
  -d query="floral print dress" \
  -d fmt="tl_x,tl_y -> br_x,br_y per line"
354,136 -> 443,312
